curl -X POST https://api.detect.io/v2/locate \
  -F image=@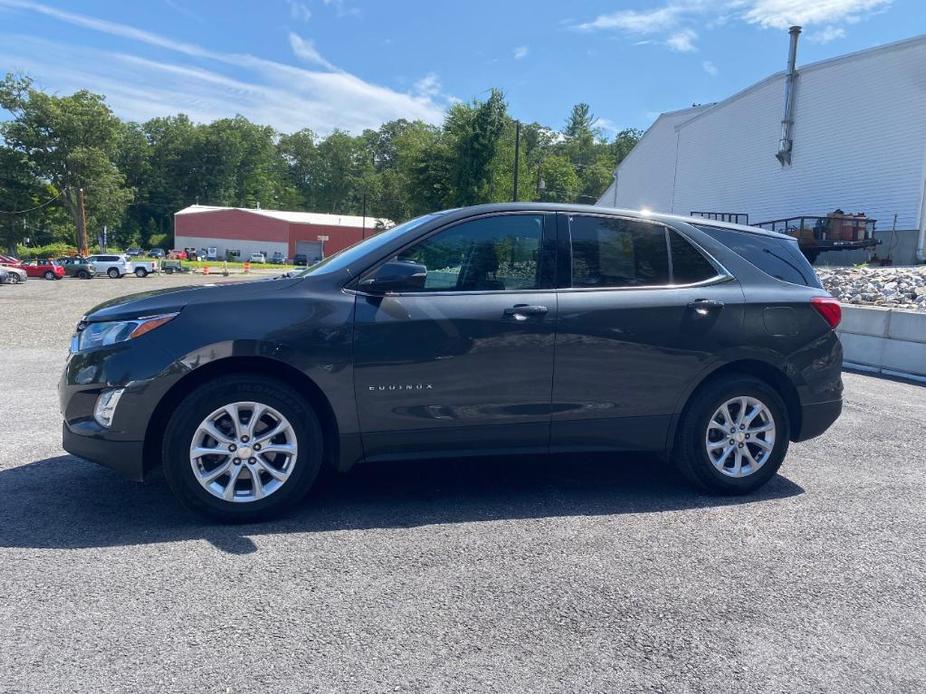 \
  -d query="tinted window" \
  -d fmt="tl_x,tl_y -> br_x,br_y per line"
396,214 -> 543,292
299,212 -> 447,277
569,216 -> 669,288
694,225 -> 821,288
669,230 -> 719,284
